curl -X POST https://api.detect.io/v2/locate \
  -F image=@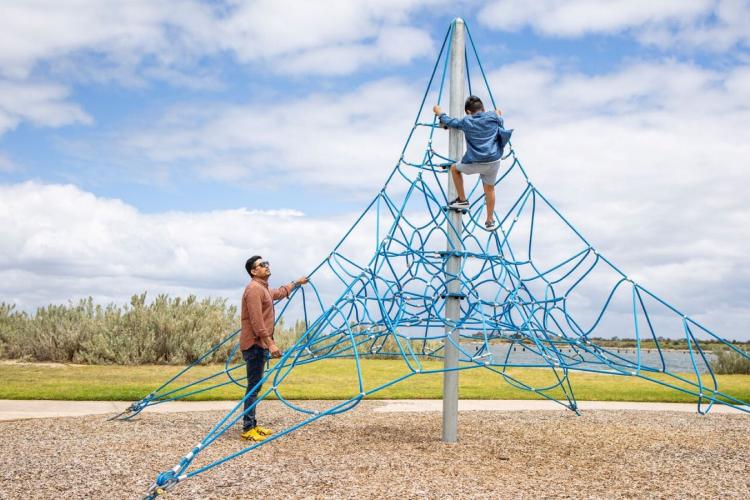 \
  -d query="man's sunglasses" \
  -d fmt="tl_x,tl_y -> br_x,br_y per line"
254,261 -> 270,269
